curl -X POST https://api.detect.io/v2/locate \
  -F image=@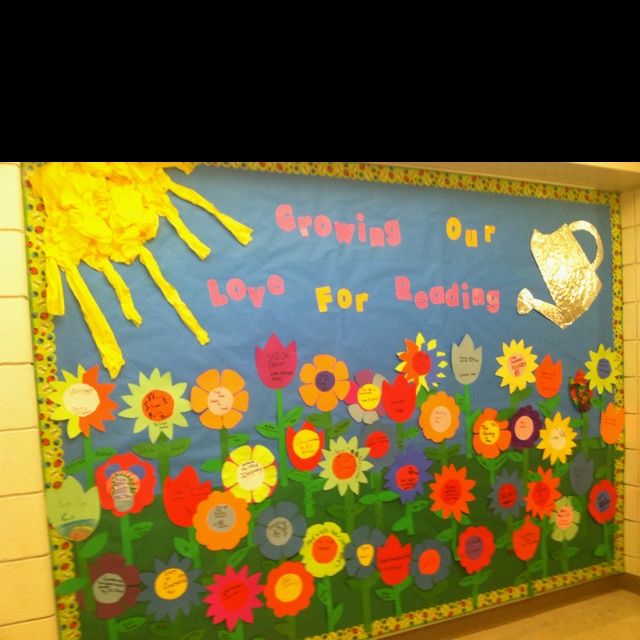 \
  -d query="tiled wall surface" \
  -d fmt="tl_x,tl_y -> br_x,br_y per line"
0,163 -> 57,638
